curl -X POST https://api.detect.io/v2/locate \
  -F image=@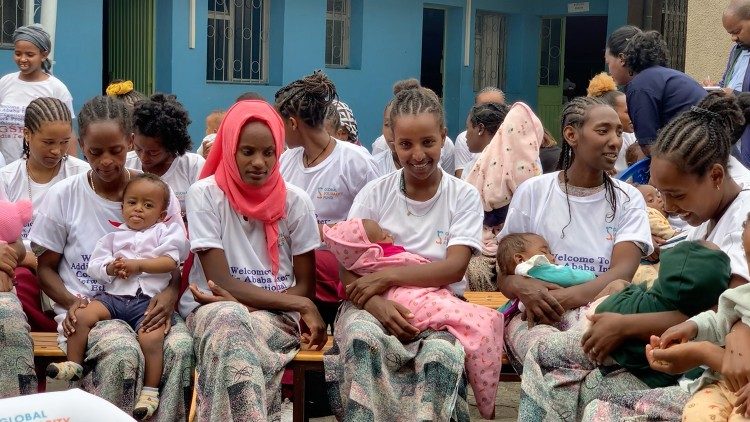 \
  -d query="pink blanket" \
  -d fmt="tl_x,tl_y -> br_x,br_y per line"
322,219 -> 505,419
